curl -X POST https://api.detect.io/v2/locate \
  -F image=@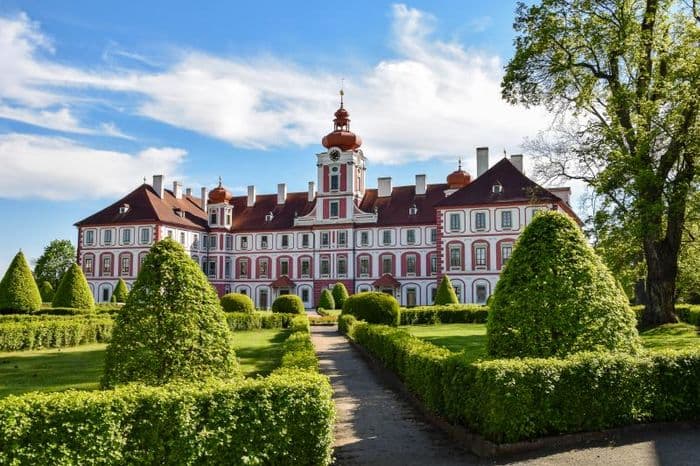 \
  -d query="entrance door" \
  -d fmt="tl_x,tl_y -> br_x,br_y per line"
279,288 -> 290,296
406,288 -> 417,307
259,289 -> 269,309
102,287 -> 110,303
